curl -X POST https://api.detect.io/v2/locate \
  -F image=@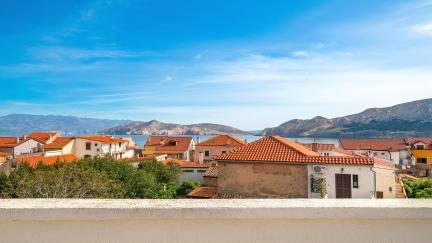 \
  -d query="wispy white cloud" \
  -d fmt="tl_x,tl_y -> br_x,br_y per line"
412,22 -> 432,35
291,51 -> 309,58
